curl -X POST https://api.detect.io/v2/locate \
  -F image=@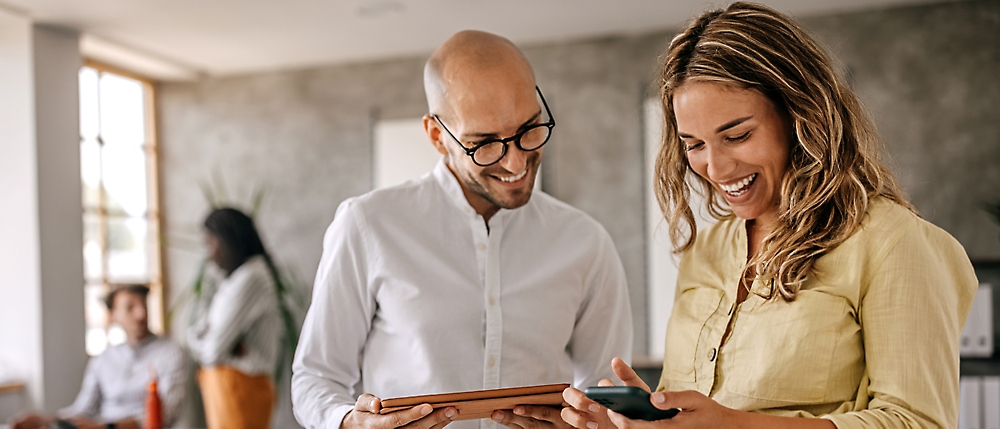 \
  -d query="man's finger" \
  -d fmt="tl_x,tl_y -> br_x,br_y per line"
402,406 -> 457,429
610,358 -> 650,392
597,378 -> 615,387
513,405 -> 560,423
562,387 -> 601,413
385,404 -> 433,428
356,393 -> 382,413
492,410 -> 527,429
